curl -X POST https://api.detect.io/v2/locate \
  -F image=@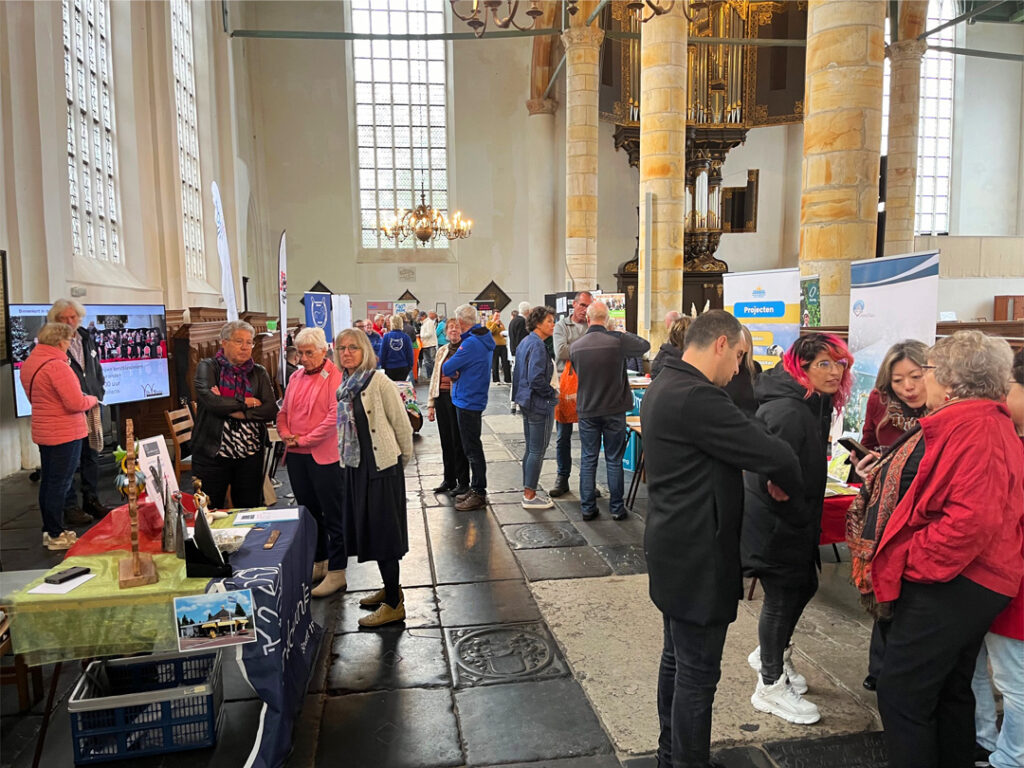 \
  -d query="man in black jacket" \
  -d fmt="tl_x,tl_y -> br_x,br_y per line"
569,301 -> 650,520
641,310 -> 803,768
